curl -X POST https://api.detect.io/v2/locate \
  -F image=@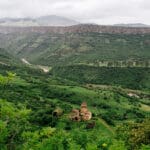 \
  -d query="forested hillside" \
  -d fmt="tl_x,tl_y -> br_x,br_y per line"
0,31 -> 150,67
0,48 -> 21,66
51,66 -> 150,90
